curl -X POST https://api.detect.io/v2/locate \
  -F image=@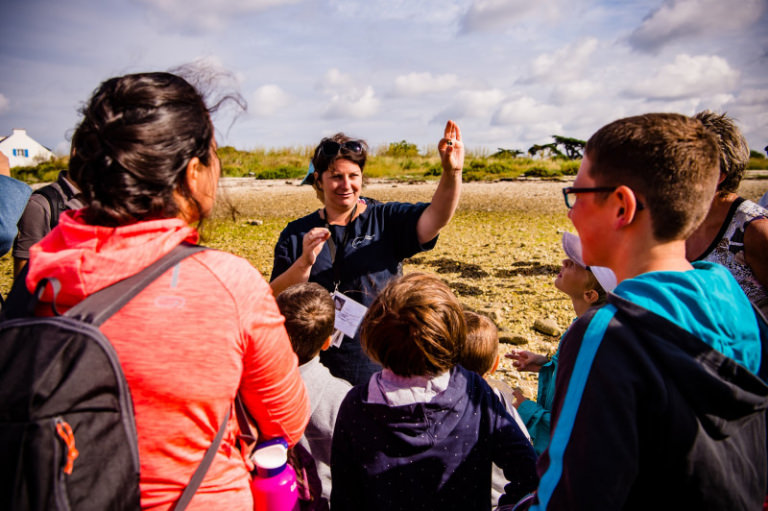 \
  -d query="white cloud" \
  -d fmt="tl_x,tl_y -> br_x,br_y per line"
316,68 -> 381,119
528,38 -> 598,83
317,68 -> 357,95
250,85 -> 290,116
329,0 -> 460,23
459,0 -> 566,32
491,96 -> 558,125
736,88 -> 768,106
392,72 -> 460,96
460,0 -> 538,32
0,93 -> 8,114
550,81 -> 600,105
324,86 -> 380,119
135,0 -> 301,30
432,88 -> 505,121
629,0 -> 768,52
626,54 -> 739,99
